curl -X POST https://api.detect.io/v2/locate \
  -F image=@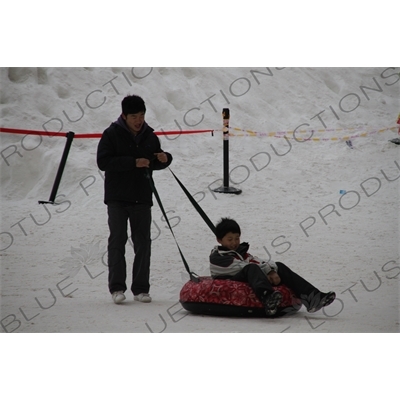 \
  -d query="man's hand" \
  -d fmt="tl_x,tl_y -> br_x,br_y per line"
136,158 -> 150,168
154,152 -> 168,163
